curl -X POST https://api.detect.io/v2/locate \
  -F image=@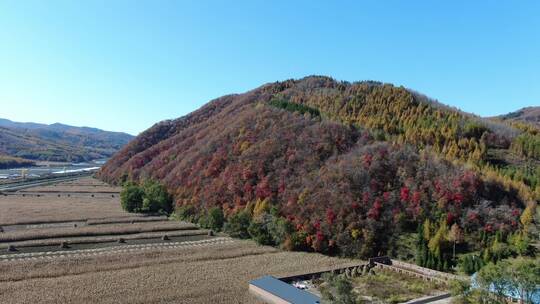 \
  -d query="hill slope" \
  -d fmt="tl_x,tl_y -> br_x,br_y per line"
494,106 -> 540,129
0,118 -> 134,163
98,76 -> 536,262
